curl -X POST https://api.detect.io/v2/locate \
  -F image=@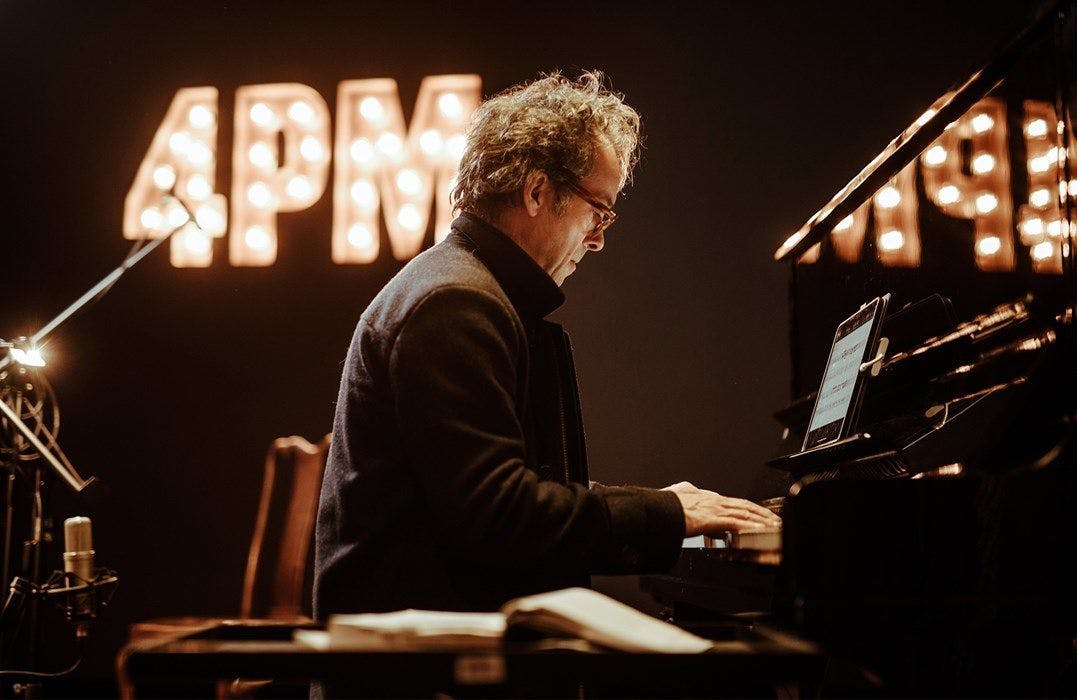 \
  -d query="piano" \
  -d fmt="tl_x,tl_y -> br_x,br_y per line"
643,1 -> 1077,695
